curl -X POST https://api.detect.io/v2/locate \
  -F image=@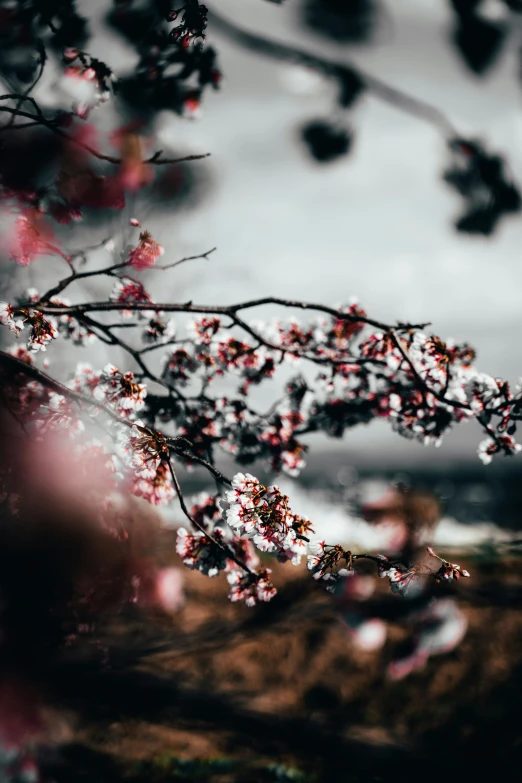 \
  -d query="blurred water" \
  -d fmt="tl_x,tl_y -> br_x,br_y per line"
276,476 -> 515,550
171,455 -> 522,550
